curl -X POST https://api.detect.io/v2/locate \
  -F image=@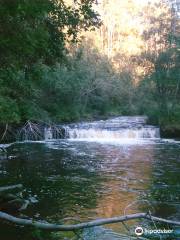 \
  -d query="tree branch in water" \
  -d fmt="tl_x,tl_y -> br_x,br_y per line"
0,184 -> 23,192
0,211 -> 179,231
